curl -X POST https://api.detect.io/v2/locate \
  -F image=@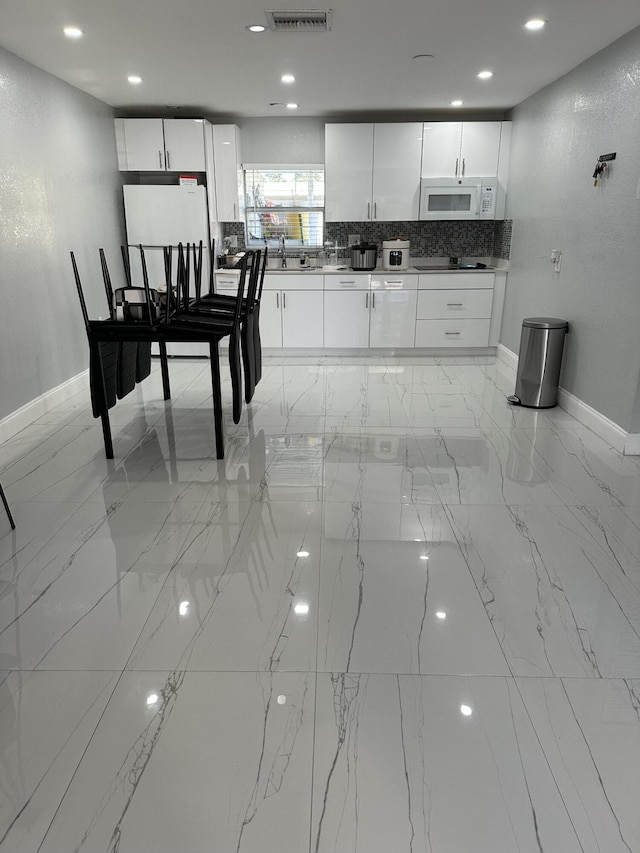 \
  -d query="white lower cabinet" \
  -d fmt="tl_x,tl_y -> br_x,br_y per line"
260,286 -> 324,348
415,318 -> 492,347
369,274 -> 418,348
324,290 -> 371,347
